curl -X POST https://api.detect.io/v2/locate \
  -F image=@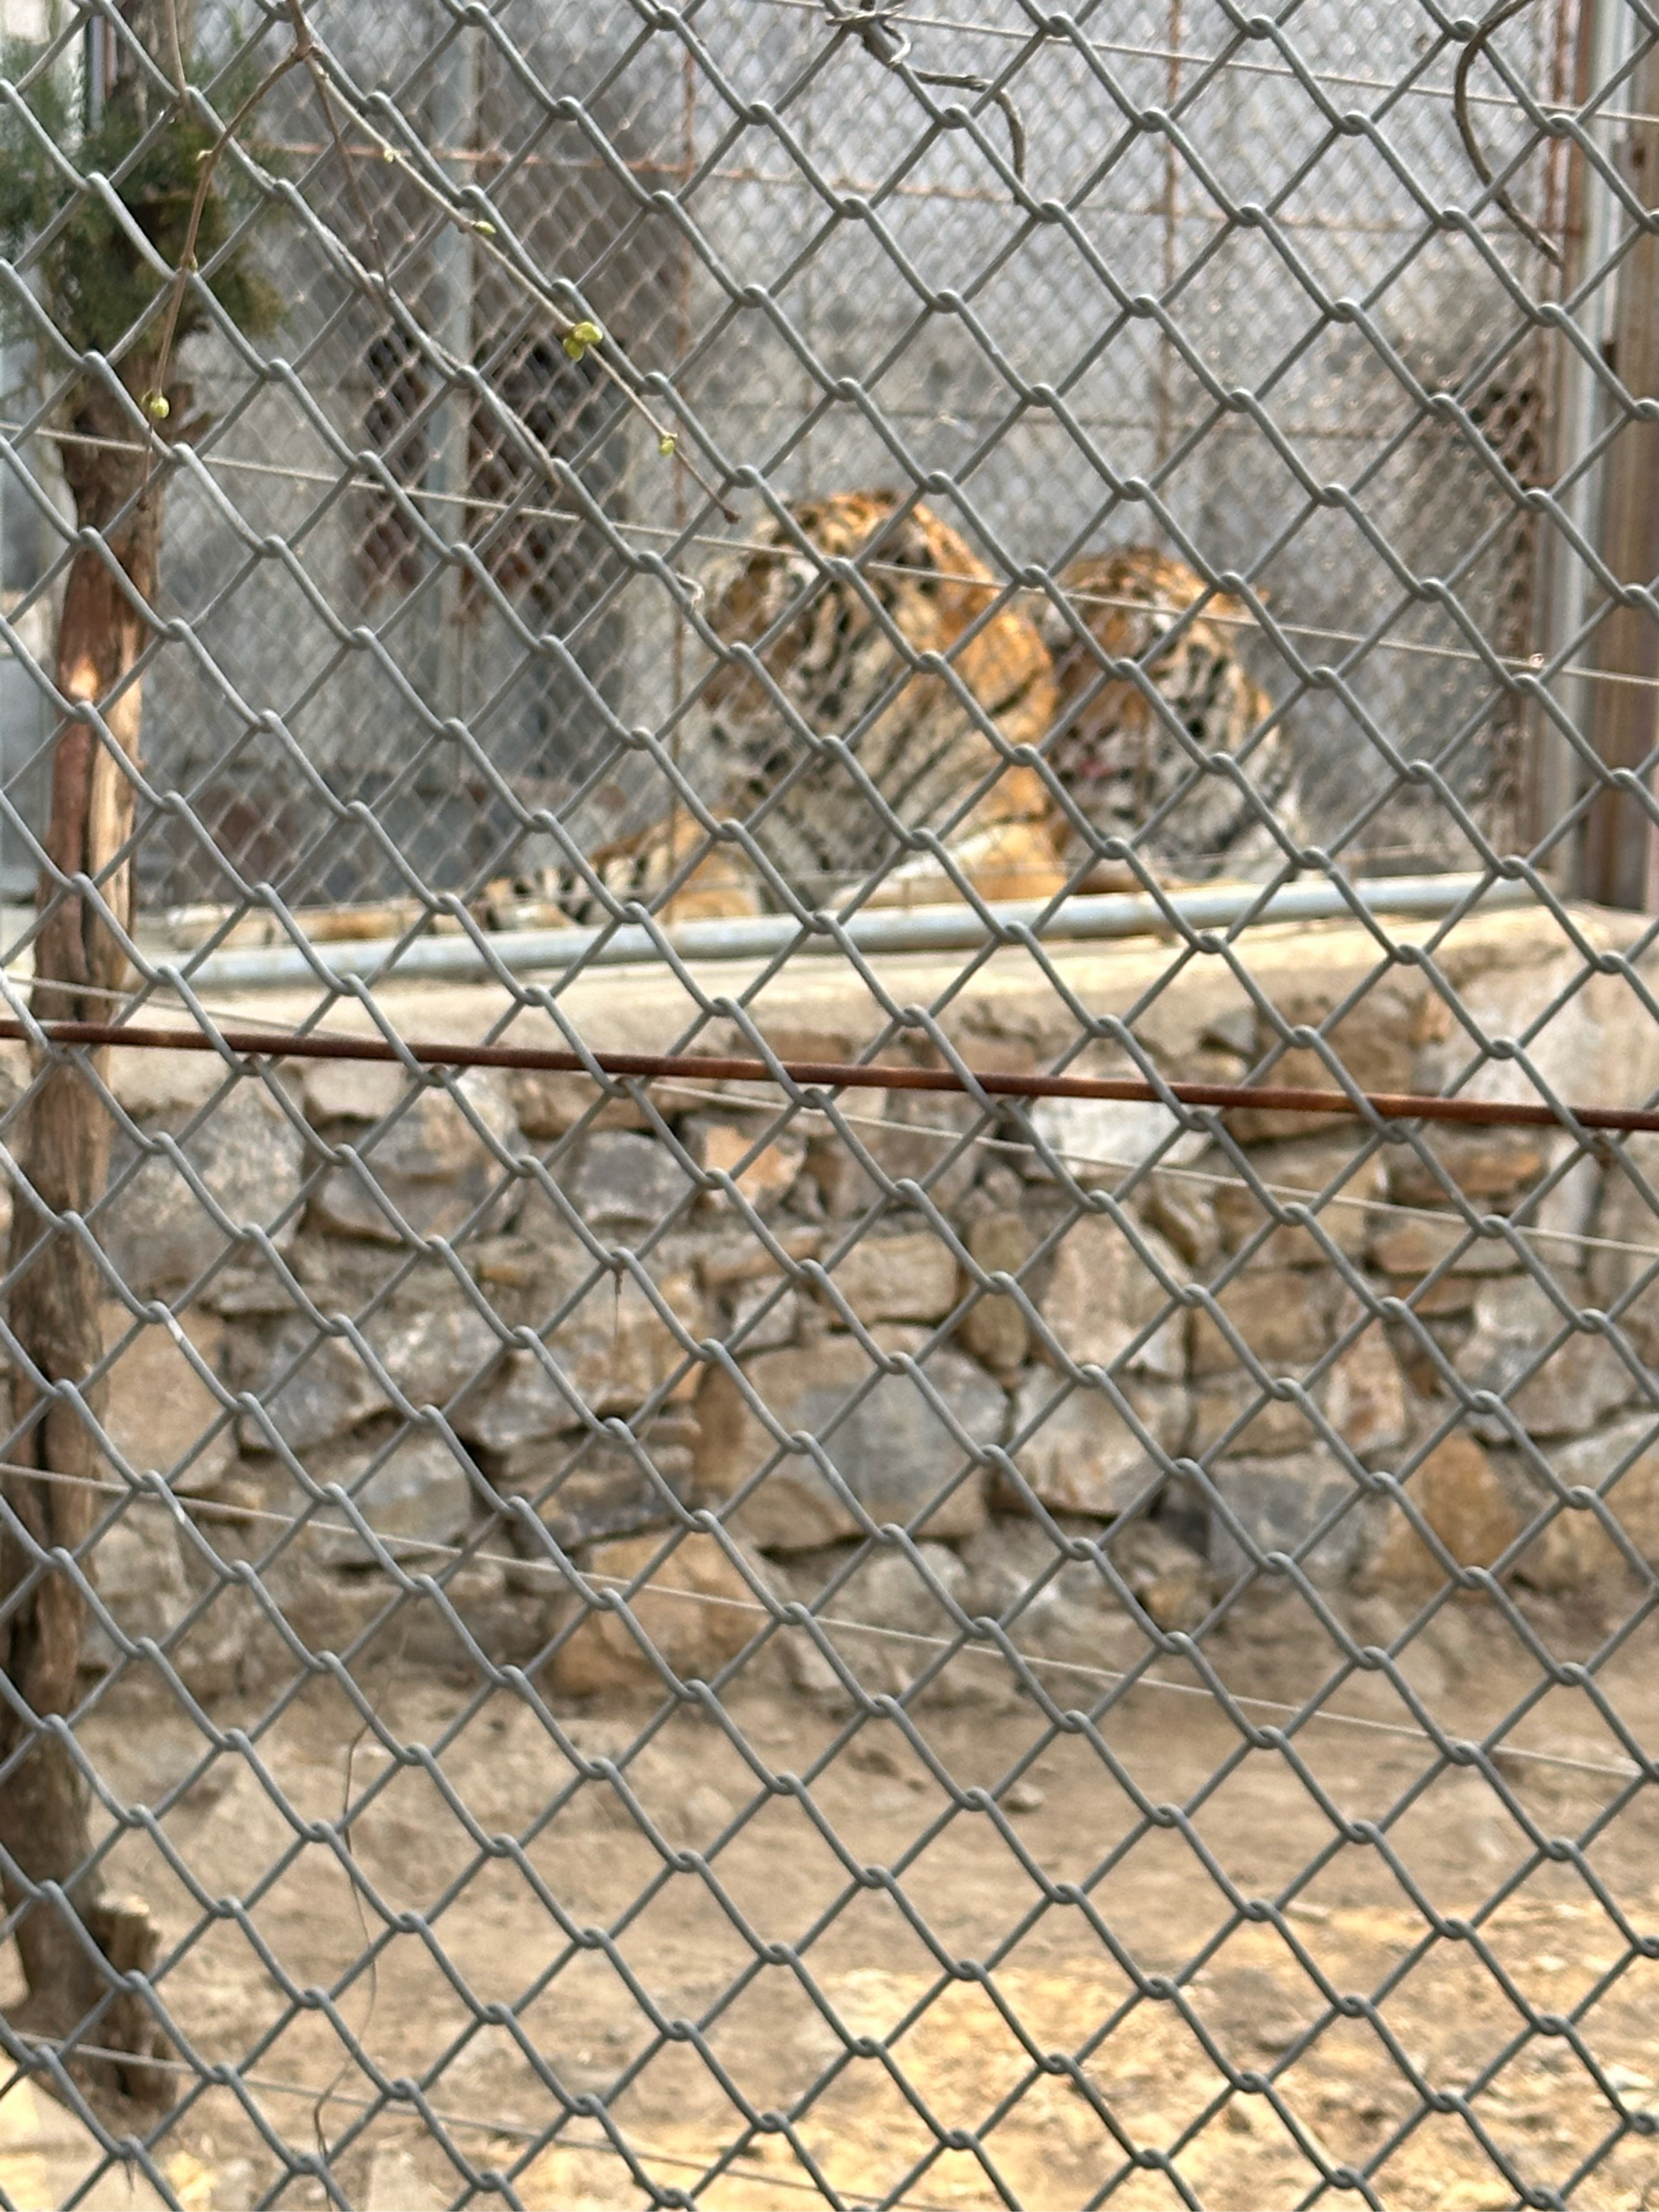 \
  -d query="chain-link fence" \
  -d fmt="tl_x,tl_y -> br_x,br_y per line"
2,2 -> 1659,2207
